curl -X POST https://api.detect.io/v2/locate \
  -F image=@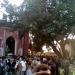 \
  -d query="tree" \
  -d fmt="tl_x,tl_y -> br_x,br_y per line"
25,0 -> 75,58
1,0 -> 75,58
